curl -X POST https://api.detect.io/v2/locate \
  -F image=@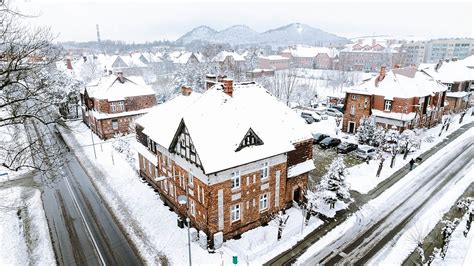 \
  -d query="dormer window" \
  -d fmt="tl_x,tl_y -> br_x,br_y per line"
235,128 -> 264,152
